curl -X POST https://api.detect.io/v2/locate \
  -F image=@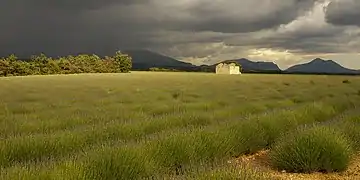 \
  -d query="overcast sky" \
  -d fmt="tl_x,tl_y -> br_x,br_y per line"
1,0 -> 360,69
